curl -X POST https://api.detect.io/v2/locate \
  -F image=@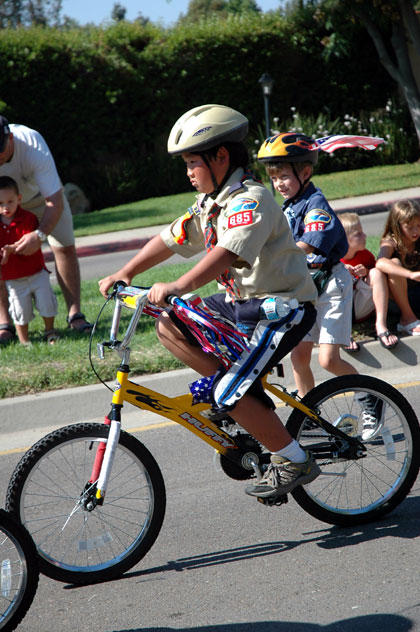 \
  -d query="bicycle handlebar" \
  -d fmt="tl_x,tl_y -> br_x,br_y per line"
101,284 -> 249,367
